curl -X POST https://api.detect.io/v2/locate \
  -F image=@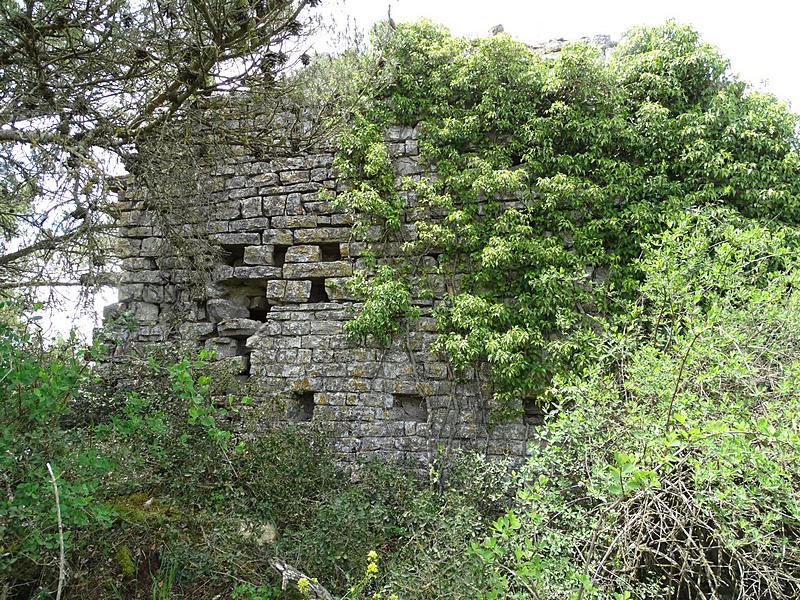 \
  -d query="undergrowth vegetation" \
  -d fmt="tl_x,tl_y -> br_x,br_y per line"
3,19 -> 800,600
336,20 -> 800,408
330,18 -> 800,600
1,315 -> 506,599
